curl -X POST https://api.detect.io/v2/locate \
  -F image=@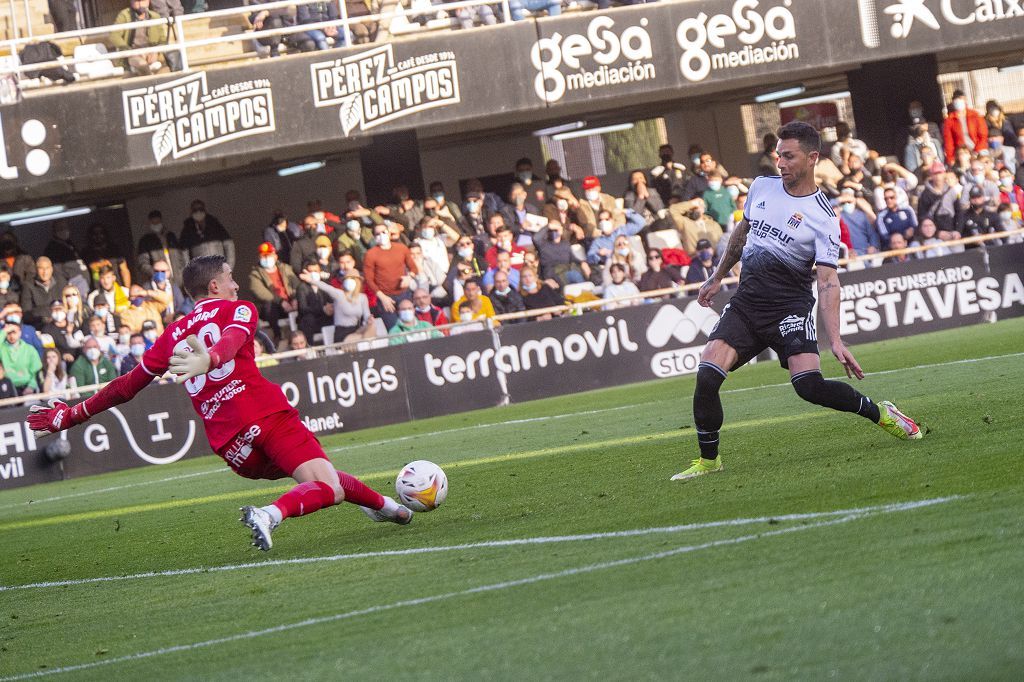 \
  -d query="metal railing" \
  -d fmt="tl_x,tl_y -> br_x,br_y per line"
0,229 -> 1018,411
1,0 -> 514,79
